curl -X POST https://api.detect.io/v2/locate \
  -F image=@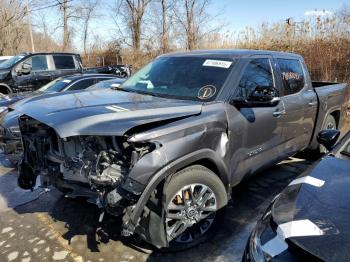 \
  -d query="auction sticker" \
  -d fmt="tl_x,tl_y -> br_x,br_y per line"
203,59 -> 232,68
197,85 -> 217,100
